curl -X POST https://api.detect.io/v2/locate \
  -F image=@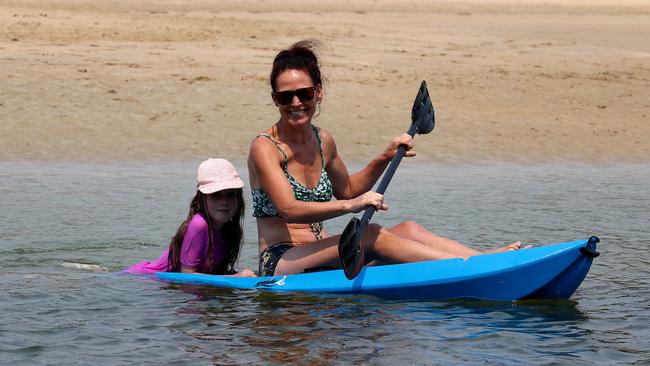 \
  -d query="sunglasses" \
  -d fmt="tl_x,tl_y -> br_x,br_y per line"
273,86 -> 317,106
